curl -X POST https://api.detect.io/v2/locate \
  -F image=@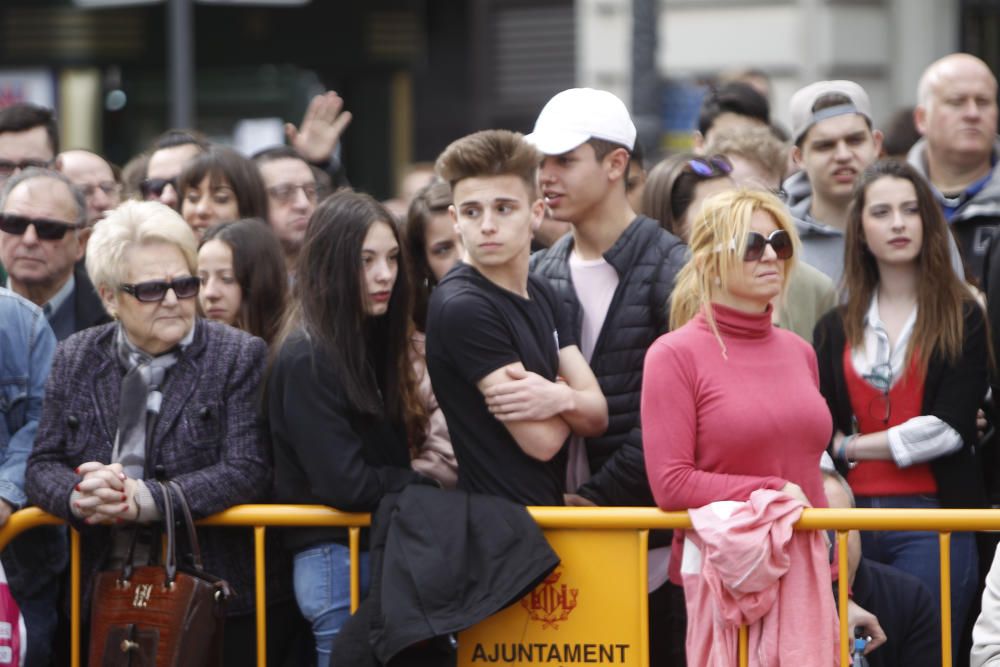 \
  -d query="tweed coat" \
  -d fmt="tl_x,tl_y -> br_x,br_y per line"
25,318 -> 271,616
